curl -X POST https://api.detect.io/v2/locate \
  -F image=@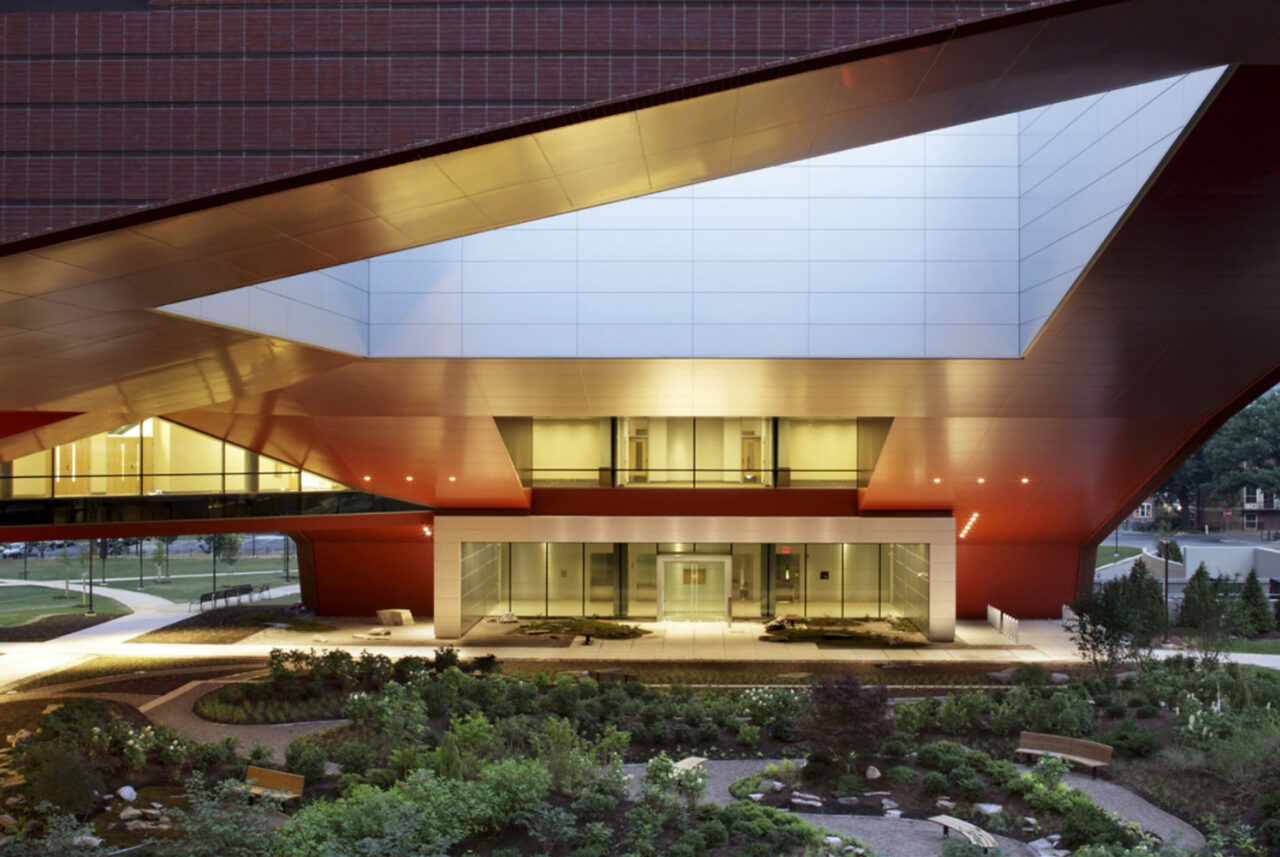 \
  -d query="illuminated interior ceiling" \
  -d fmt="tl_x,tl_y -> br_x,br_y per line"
1,1 -> 1280,552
